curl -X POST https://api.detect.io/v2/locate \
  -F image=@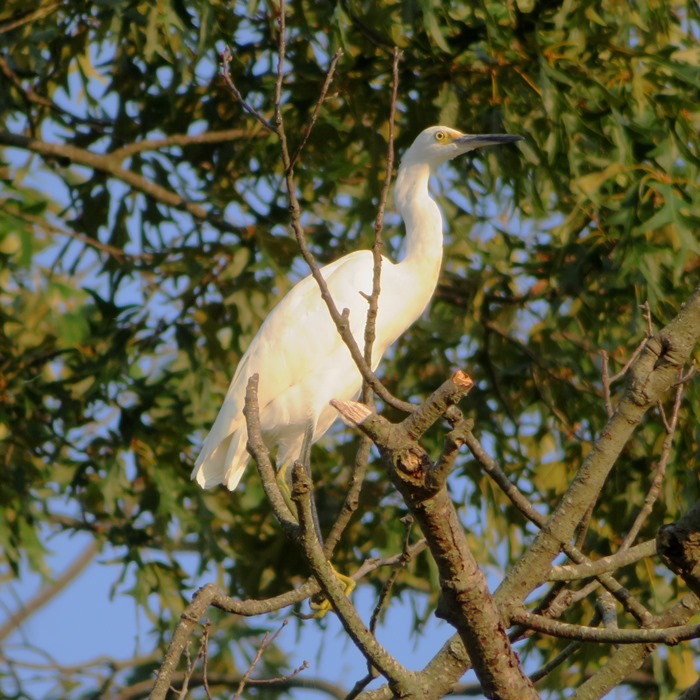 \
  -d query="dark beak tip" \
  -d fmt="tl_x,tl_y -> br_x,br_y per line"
458,133 -> 524,147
